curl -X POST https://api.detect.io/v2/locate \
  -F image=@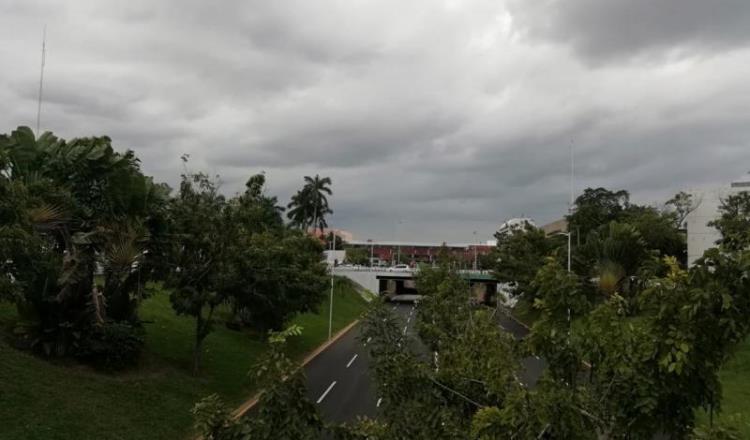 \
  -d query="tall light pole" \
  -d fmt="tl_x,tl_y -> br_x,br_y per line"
328,231 -> 335,339
395,219 -> 403,265
368,239 -> 374,268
